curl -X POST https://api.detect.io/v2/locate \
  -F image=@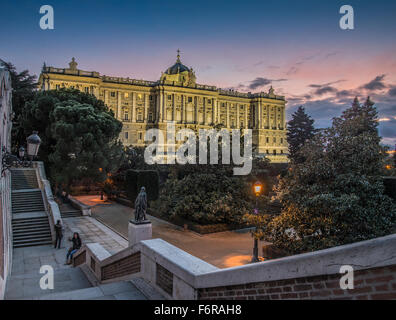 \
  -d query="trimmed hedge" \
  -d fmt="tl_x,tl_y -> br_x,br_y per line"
125,169 -> 159,204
